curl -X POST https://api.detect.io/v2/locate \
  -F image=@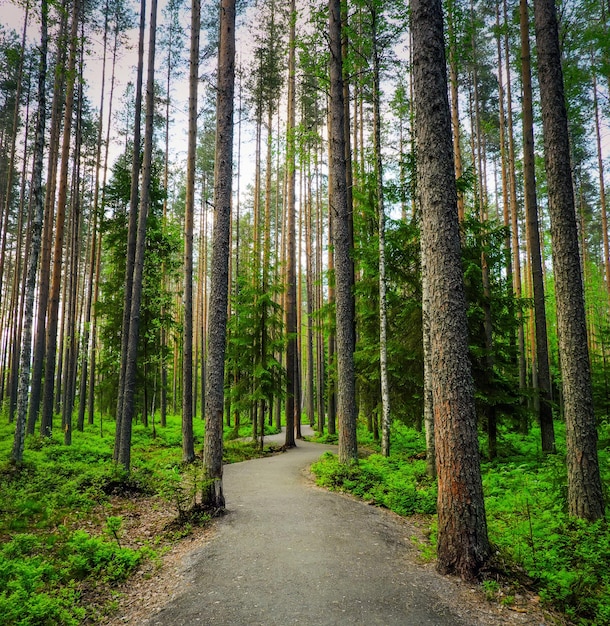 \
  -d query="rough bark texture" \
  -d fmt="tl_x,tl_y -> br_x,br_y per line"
182,0 -> 200,464
533,0 -> 605,520
412,0 -> 490,579
203,0 -> 236,510
520,0 -> 555,453
329,0 -> 358,465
